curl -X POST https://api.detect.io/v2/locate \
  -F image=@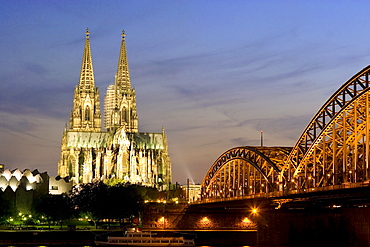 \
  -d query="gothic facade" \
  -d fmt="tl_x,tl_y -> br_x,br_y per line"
58,29 -> 172,188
